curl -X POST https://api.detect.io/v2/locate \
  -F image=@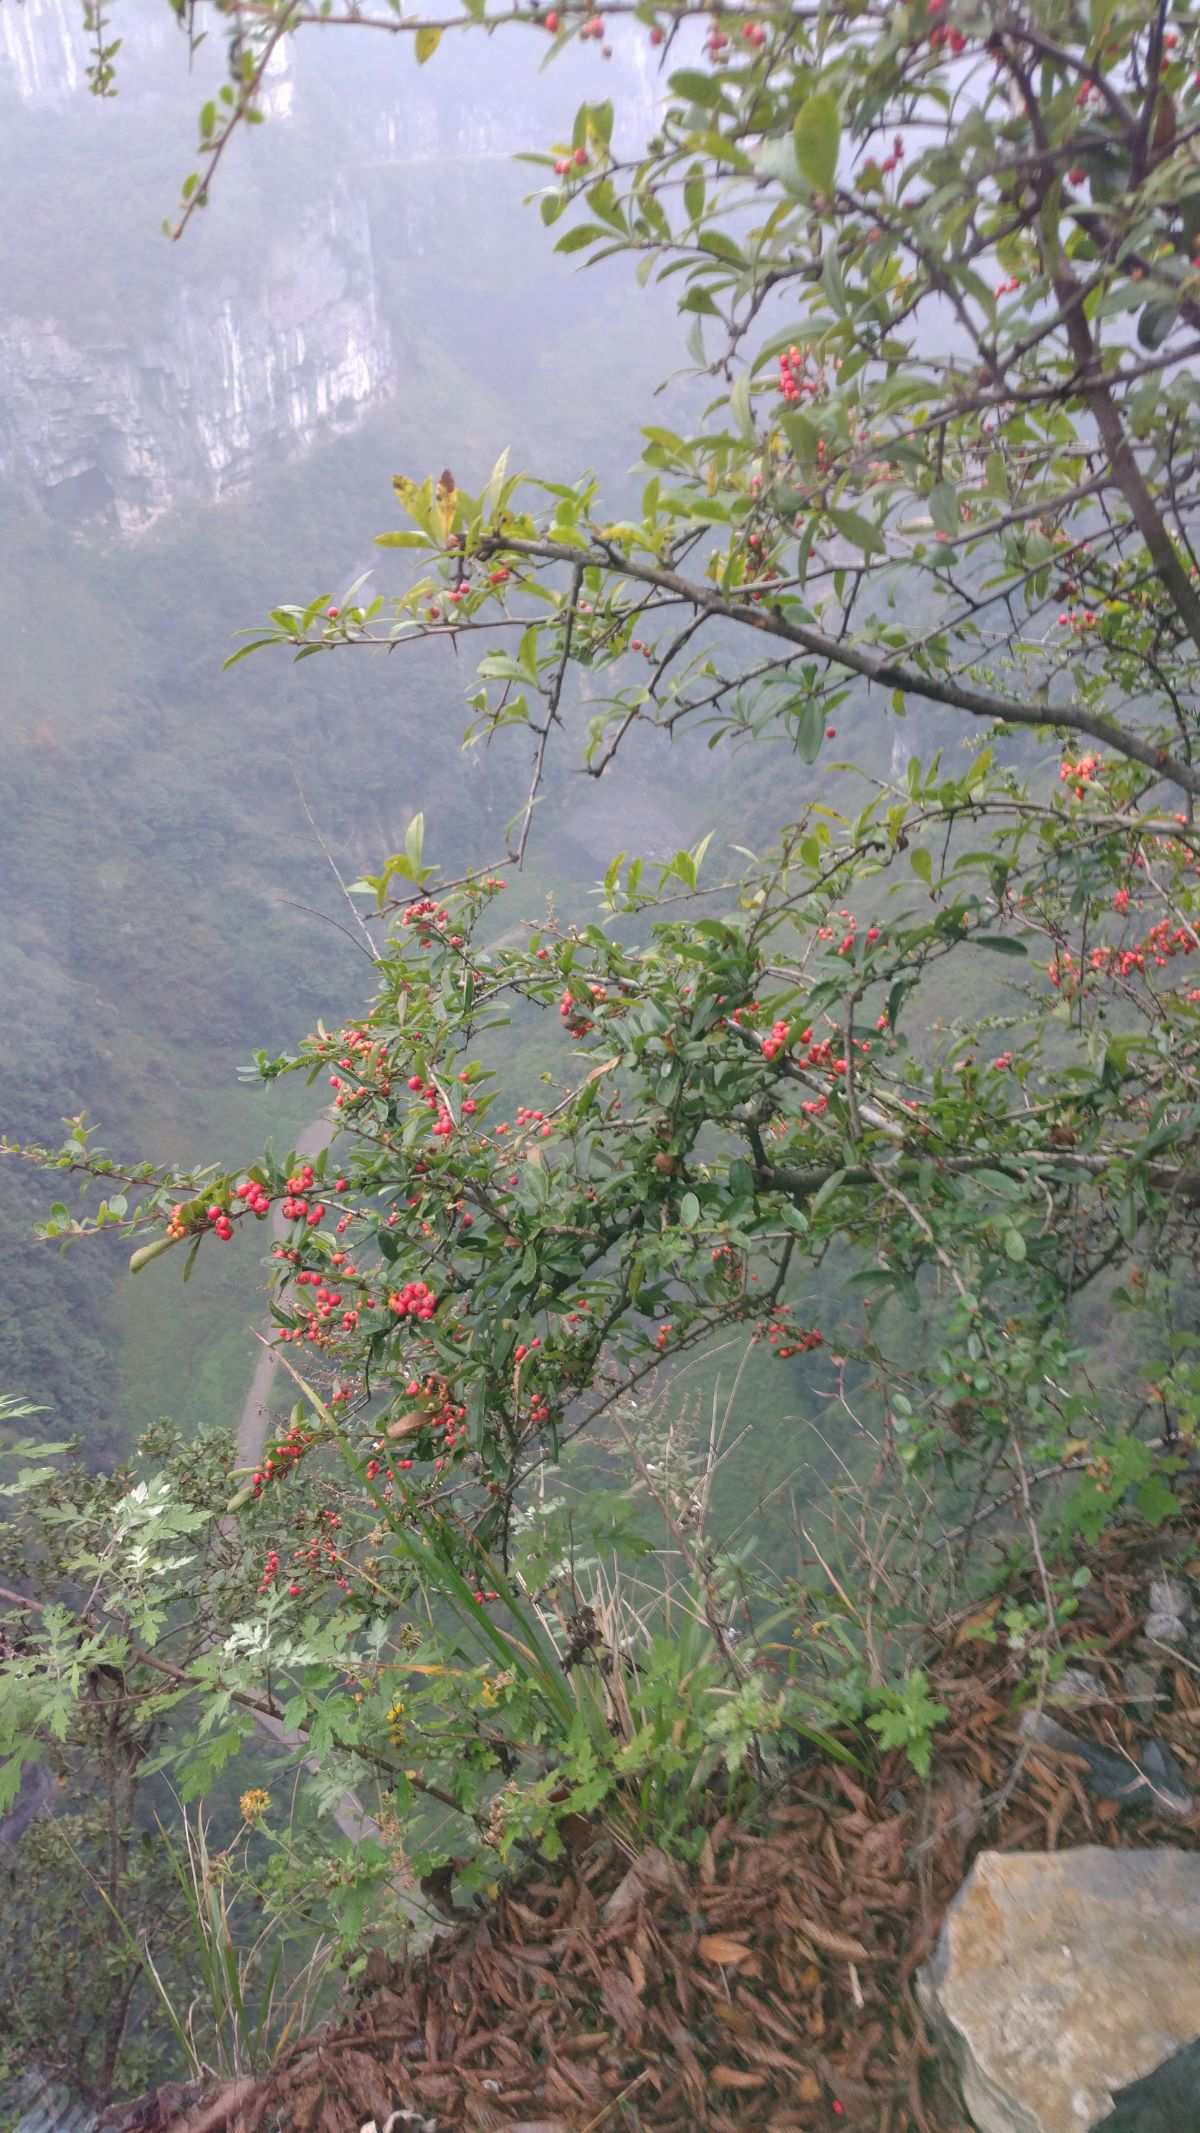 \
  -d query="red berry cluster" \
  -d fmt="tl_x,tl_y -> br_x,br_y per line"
251,1416 -> 316,1498
293,1508 -> 350,1593
235,1177 -> 273,1217
280,1162 -> 323,1226
388,1279 -> 439,1321
877,132 -> 905,178
515,1104 -> 554,1139
560,985 -> 603,1037
927,0 -> 966,54
756,1306 -> 824,1360
206,1205 -> 235,1242
401,896 -> 450,949
290,1268 -> 358,1332
406,1074 -> 456,1142
777,344 -> 824,405
1059,753 -> 1101,800
762,1017 -> 792,1063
